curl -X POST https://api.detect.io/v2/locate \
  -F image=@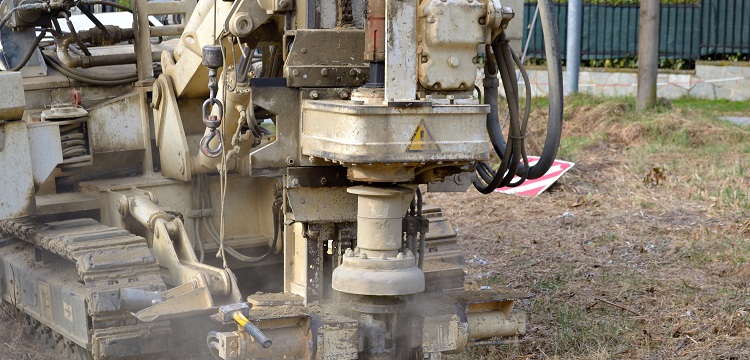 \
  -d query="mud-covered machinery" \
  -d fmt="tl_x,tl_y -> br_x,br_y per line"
0,0 -> 562,357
